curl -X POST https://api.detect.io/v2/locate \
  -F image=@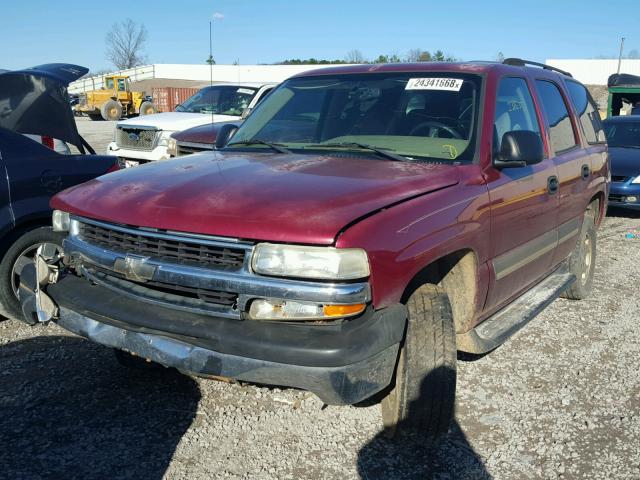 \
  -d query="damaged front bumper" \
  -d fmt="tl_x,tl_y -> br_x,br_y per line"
19,257 -> 406,405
